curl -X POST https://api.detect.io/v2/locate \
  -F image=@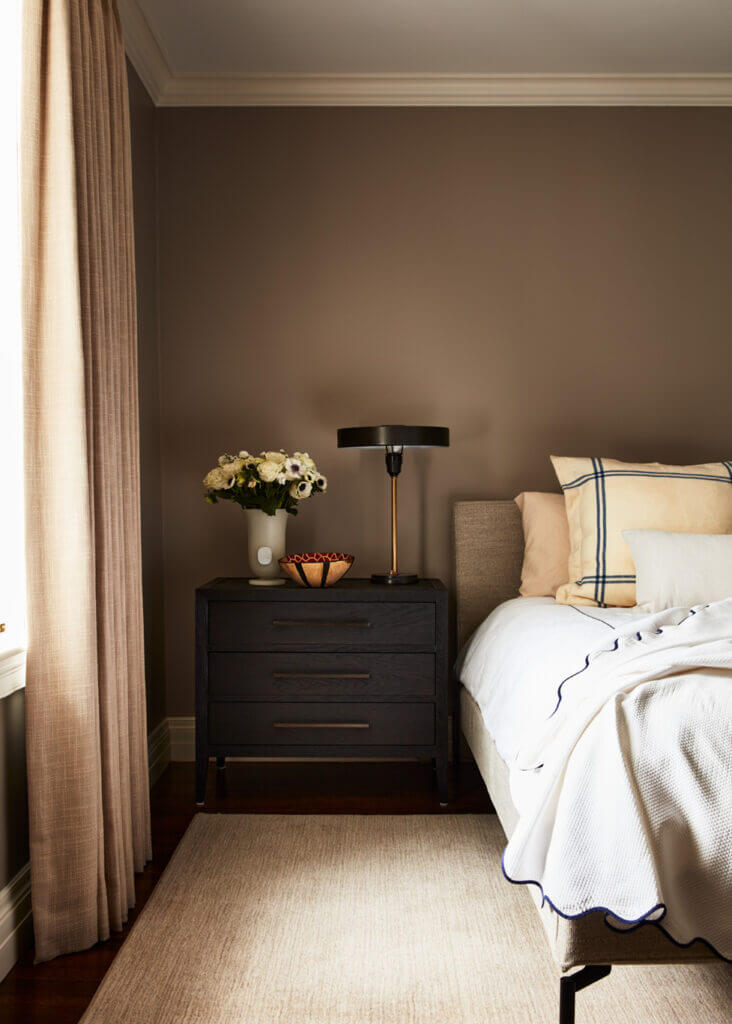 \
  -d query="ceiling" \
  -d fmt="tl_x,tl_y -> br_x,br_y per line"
118,0 -> 732,106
